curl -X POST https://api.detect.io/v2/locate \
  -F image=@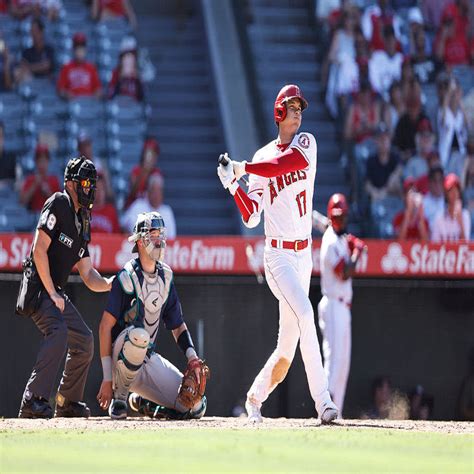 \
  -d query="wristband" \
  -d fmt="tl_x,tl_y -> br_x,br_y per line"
177,329 -> 195,356
185,348 -> 198,361
101,356 -> 112,382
